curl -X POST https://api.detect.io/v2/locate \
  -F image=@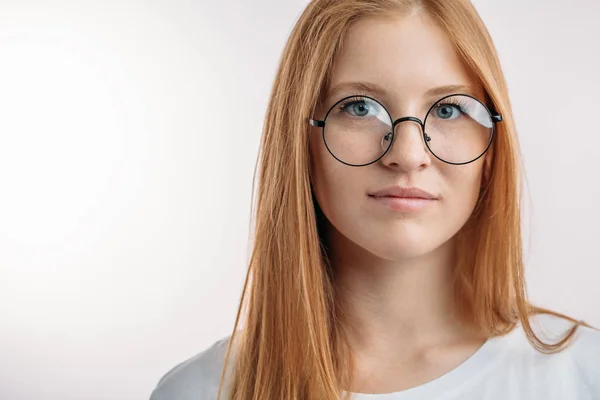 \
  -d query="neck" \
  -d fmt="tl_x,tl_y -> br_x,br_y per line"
328,226 -> 482,363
